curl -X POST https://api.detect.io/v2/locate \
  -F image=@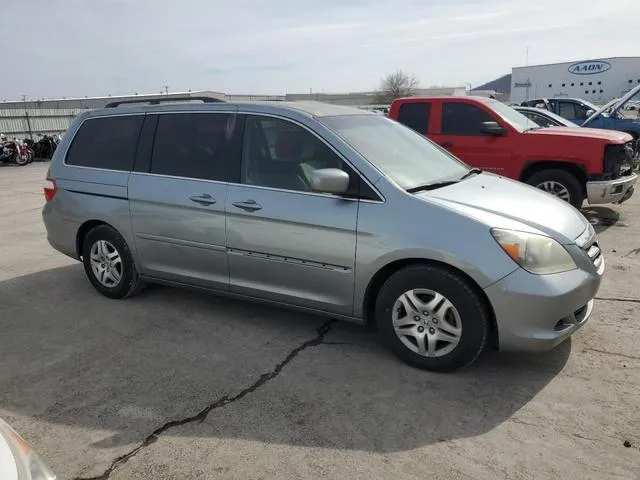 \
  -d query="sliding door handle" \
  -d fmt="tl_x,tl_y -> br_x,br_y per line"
189,194 -> 216,206
232,199 -> 262,212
